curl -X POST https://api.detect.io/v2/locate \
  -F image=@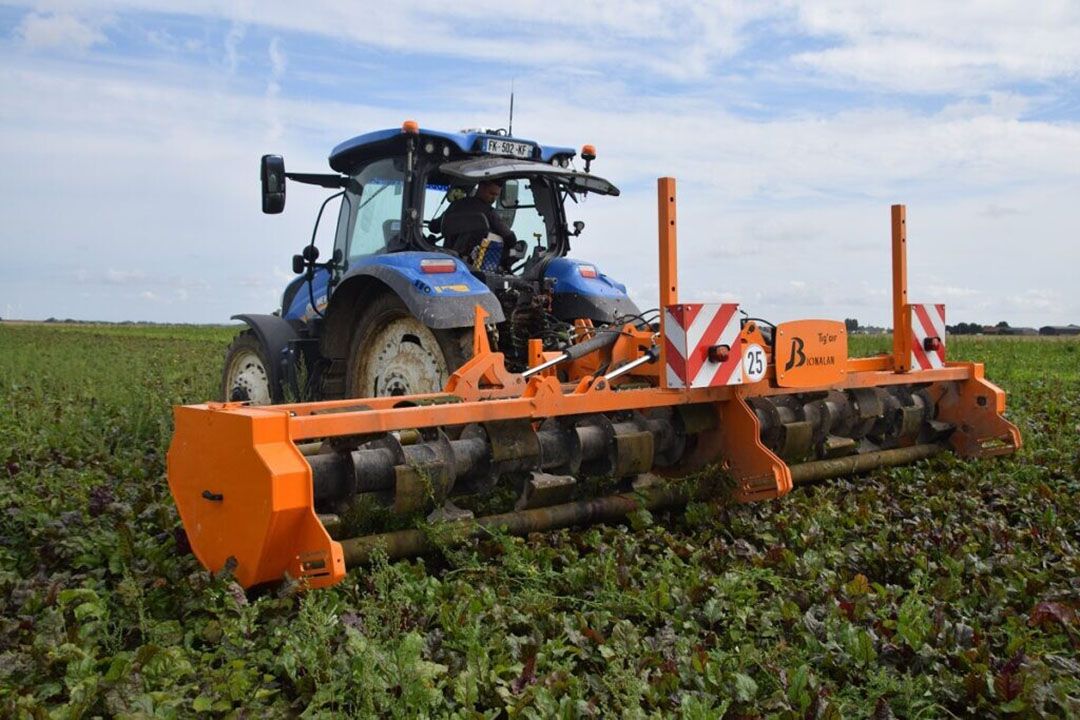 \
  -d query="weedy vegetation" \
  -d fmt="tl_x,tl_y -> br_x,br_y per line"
1,324 -> 1078,718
